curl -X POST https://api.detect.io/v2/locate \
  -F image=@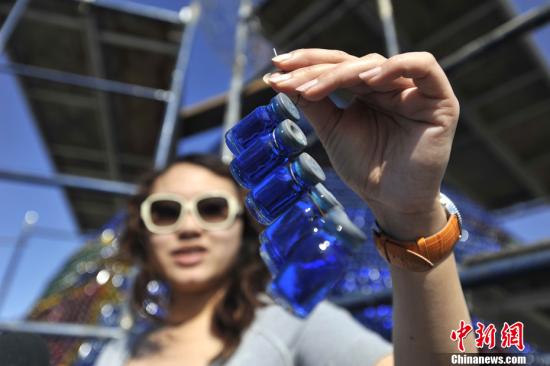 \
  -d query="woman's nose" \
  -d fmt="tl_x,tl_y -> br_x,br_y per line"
175,210 -> 202,236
